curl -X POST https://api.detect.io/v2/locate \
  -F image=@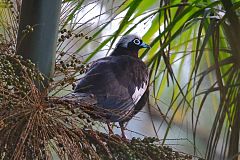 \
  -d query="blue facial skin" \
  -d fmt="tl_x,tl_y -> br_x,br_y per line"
128,40 -> 150,51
